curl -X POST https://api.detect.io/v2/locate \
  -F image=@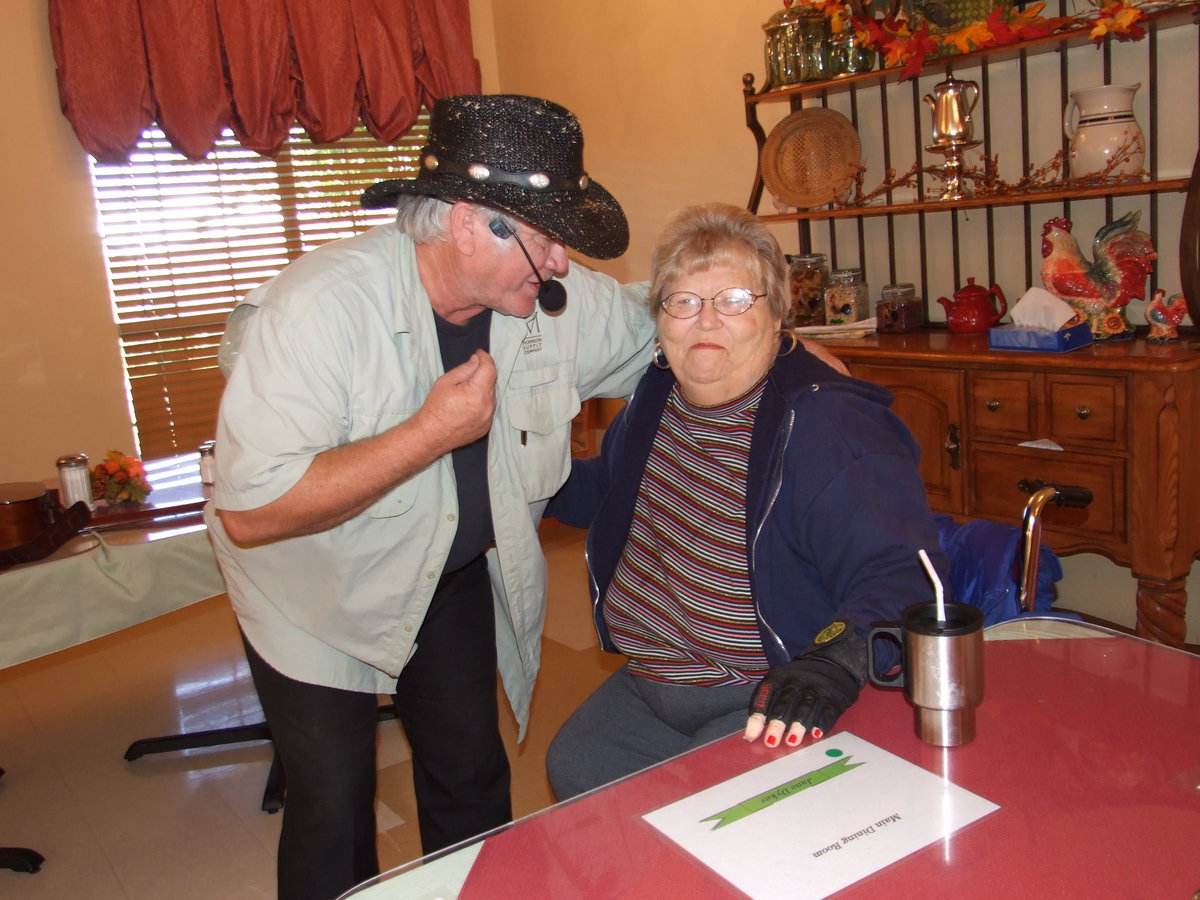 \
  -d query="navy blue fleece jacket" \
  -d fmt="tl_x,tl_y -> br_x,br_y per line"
547,344 -> 950,670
